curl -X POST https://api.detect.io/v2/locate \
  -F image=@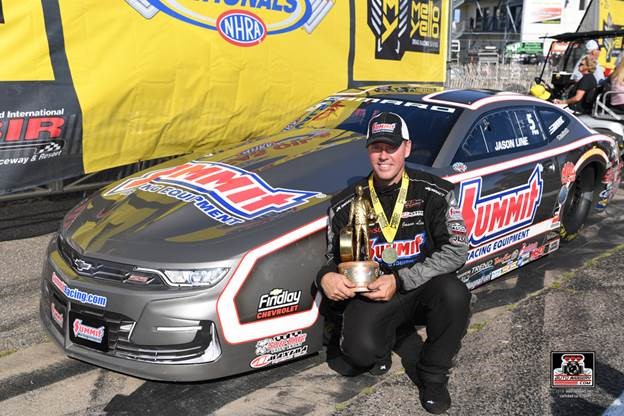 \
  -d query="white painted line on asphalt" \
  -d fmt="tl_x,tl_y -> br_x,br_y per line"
602,390 -> 624,416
